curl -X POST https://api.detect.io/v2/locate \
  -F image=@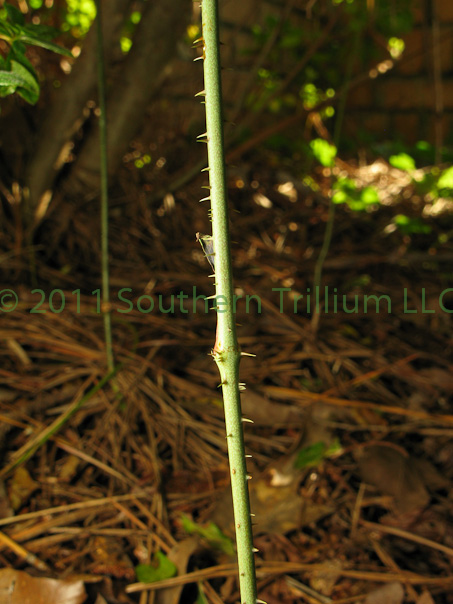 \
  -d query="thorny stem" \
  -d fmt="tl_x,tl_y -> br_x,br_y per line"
199,1 -> 258,602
